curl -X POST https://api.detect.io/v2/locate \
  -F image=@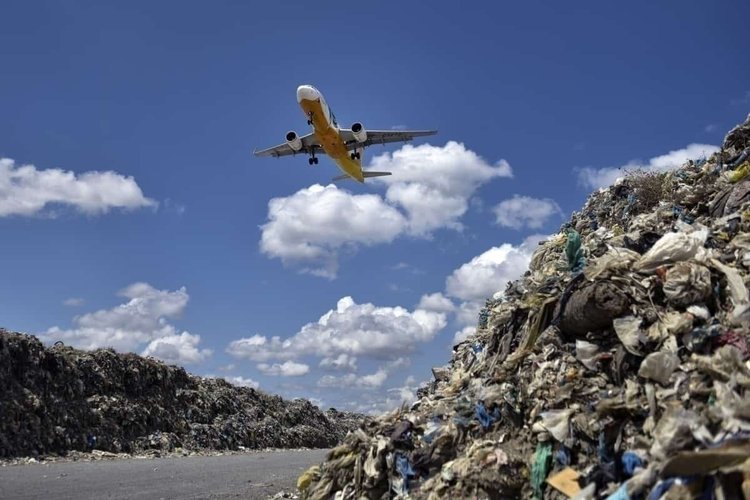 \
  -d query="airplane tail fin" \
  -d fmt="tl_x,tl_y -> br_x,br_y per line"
362,171 -> 392,179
